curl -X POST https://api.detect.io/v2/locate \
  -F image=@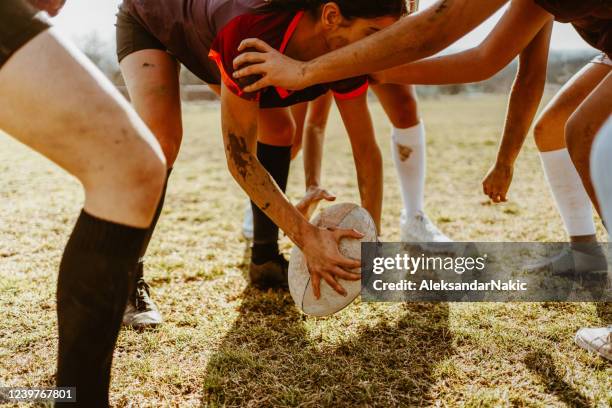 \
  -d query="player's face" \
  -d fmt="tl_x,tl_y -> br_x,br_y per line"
323,15 -> 399,51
